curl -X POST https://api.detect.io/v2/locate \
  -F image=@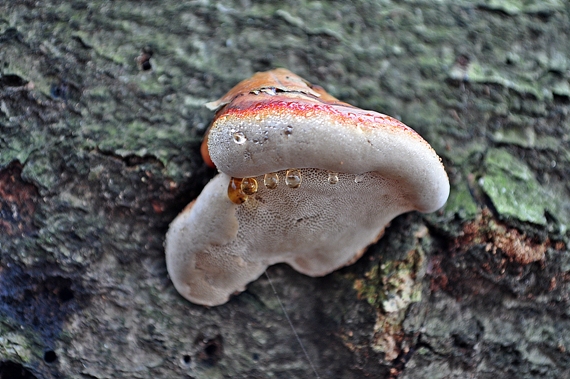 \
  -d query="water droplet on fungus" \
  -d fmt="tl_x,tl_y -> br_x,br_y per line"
264,172 -> 279,189
285,169 -> 302,188
240,177 -> 258,195
328,172 -> 339,184
233,131 -> 246,144
263,87 -> 277,95
354,174 -> 364,183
